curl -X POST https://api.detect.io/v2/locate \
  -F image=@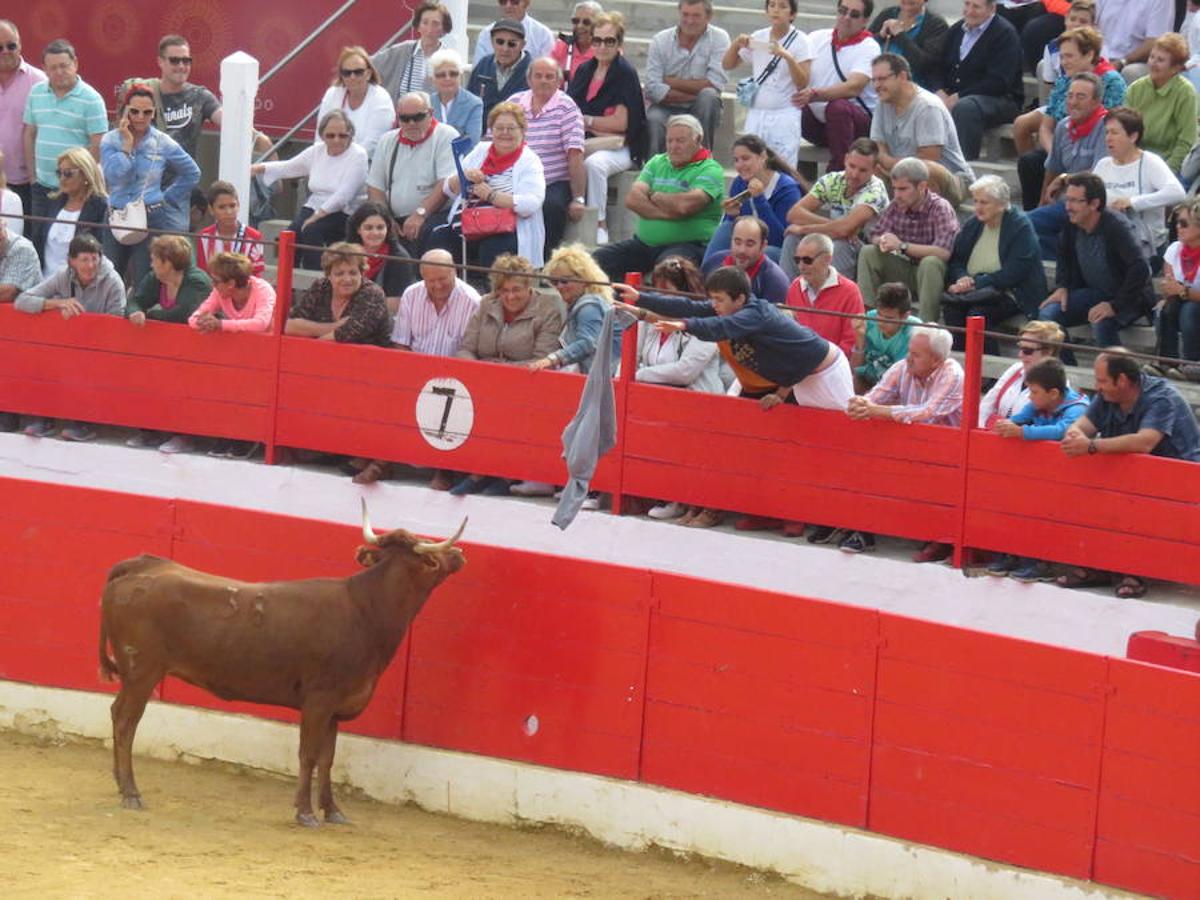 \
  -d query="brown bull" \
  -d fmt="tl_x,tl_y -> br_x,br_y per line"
98,501 -> 466,826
